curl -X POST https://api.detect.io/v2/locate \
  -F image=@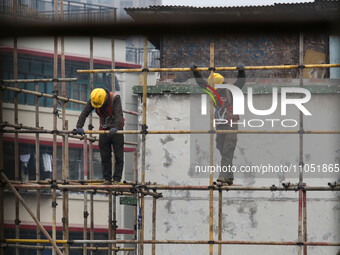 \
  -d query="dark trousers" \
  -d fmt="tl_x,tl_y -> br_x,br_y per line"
216,124 -> 238,180
99,133 -> 124,181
